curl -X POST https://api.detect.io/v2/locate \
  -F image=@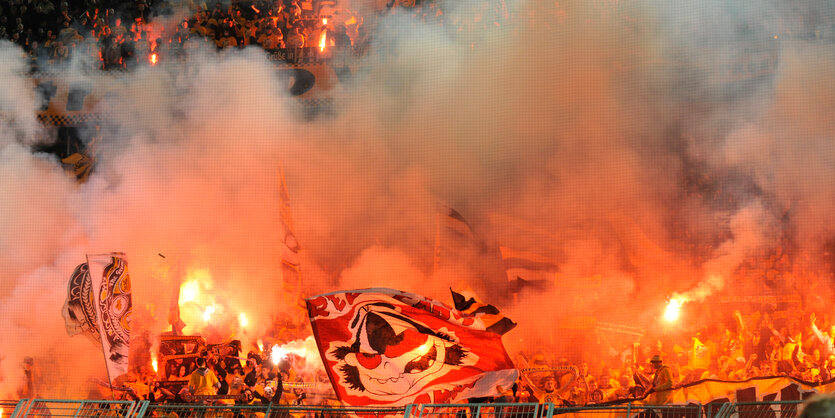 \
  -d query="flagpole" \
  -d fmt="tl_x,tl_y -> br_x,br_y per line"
433,211 -> 440,276
86,253 -> 116,400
